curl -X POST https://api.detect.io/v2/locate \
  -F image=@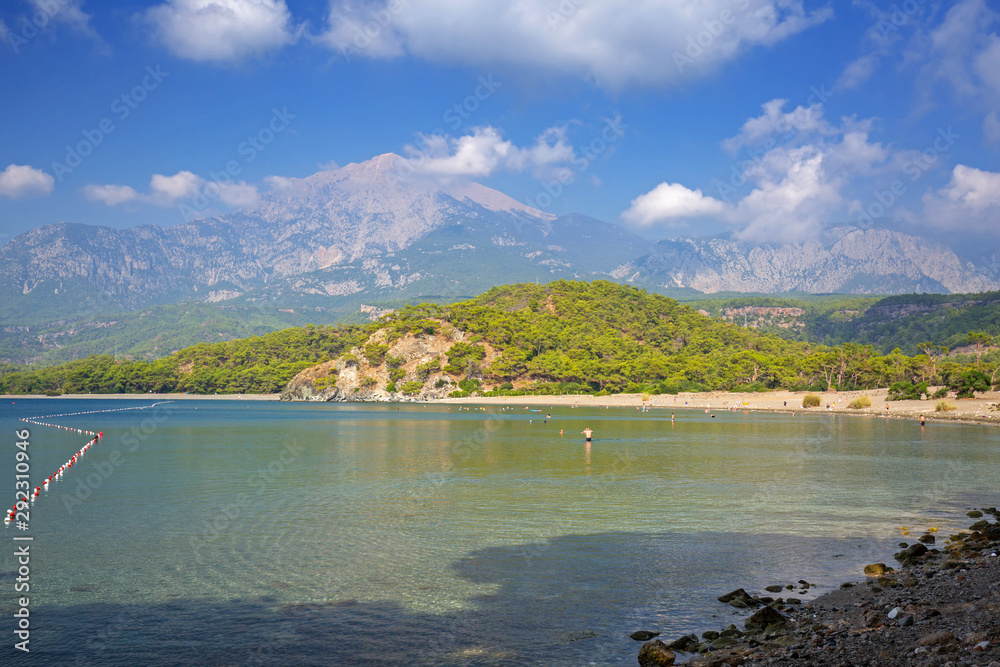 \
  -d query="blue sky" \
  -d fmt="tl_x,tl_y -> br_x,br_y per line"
1,0 -> 999,254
